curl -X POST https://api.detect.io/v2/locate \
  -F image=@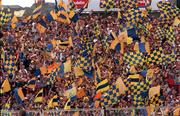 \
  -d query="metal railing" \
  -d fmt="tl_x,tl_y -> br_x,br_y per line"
1,106 -> 179,116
